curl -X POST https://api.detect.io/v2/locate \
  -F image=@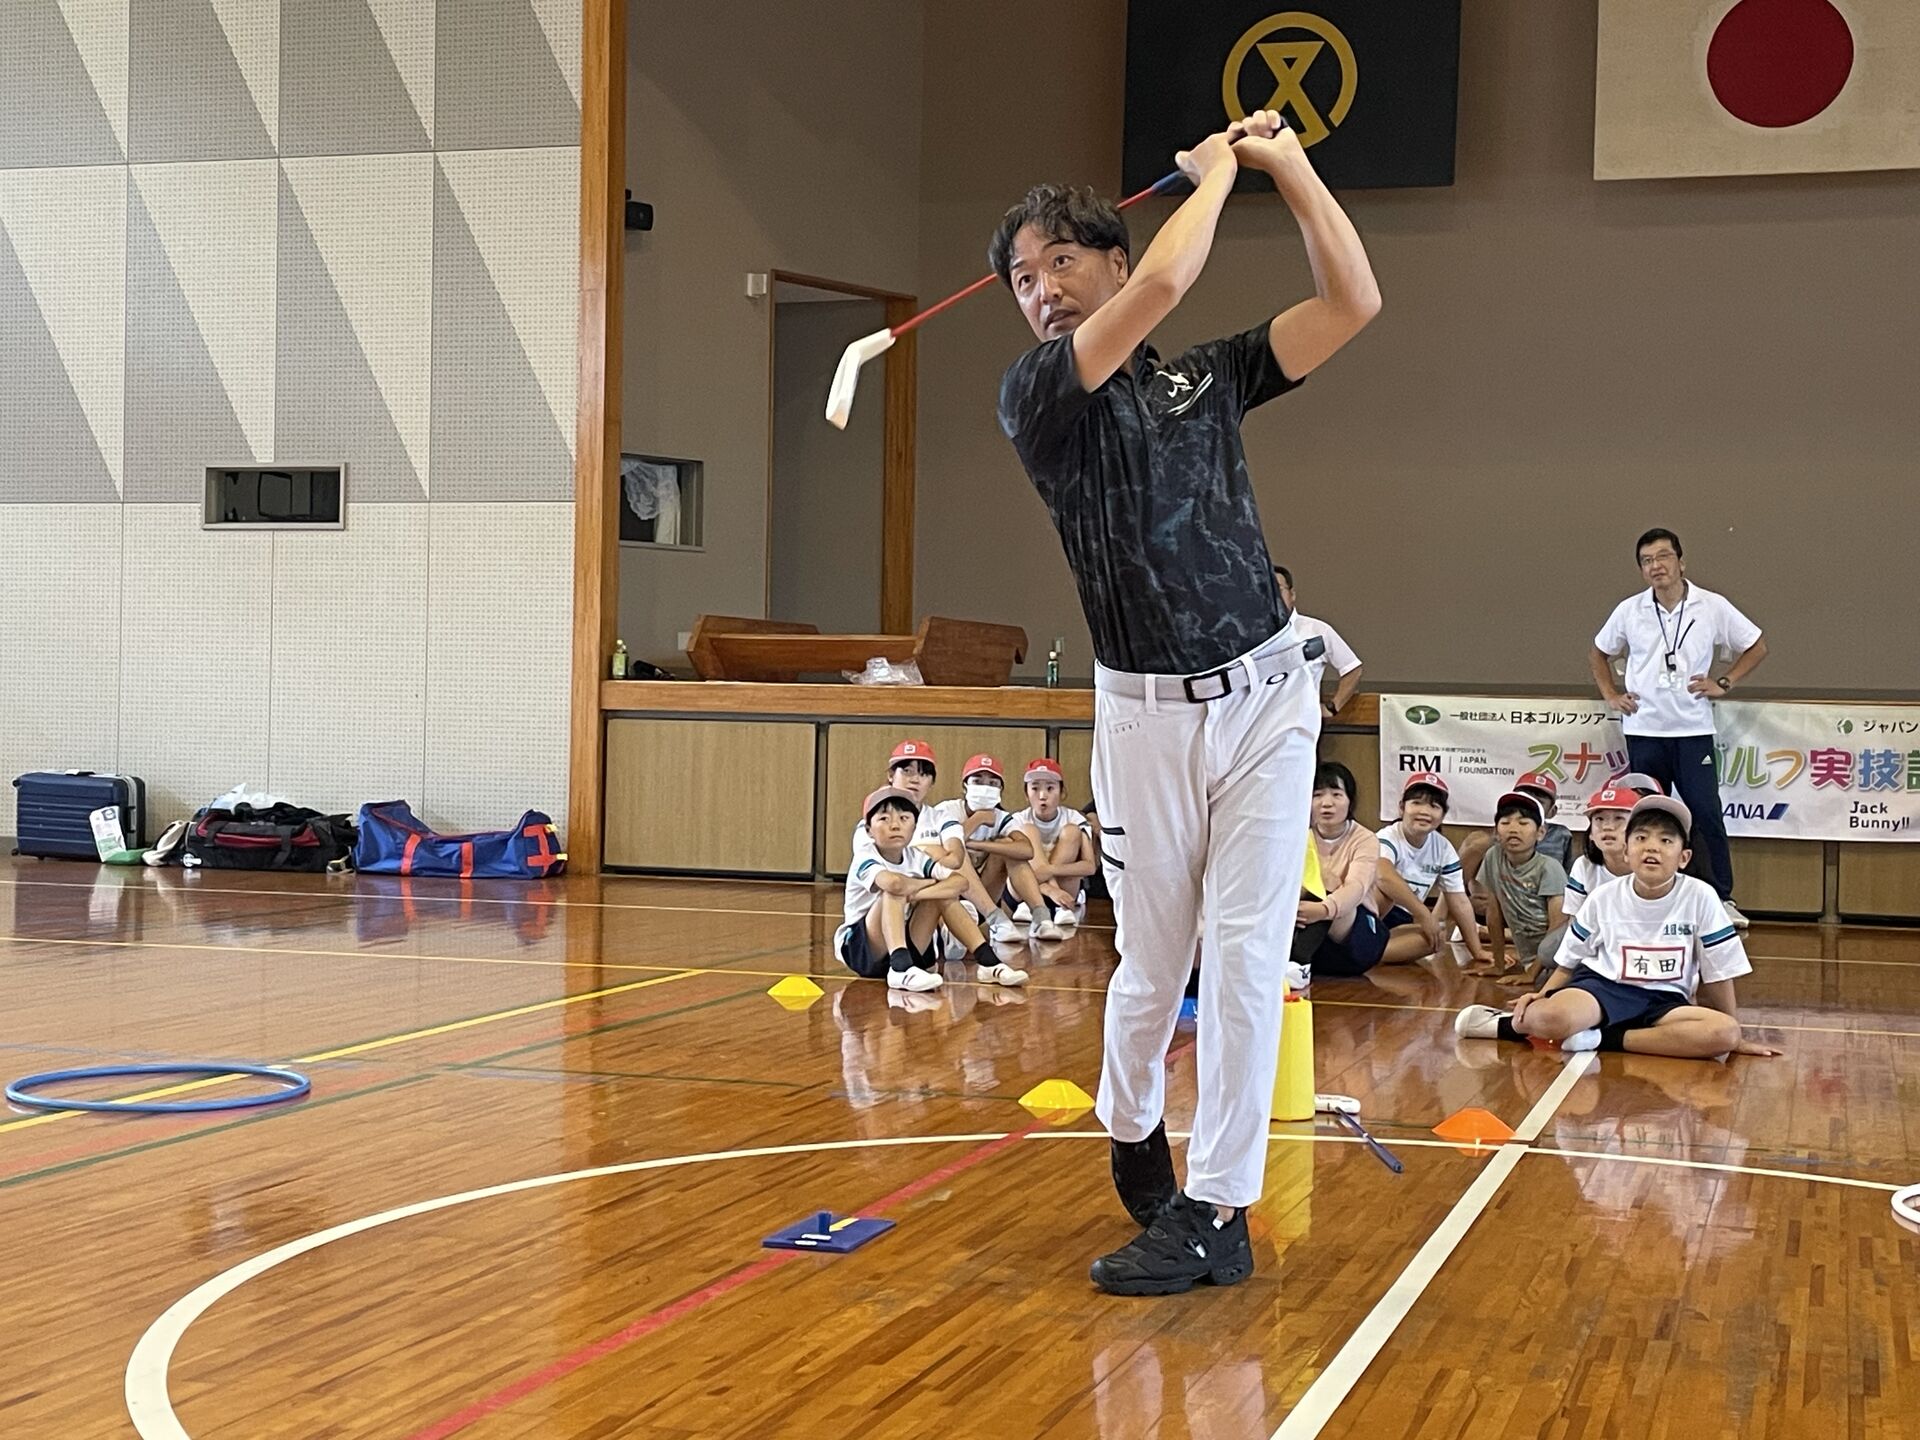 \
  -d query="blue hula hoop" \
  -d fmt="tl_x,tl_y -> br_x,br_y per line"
5,1062 -> 311,1115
